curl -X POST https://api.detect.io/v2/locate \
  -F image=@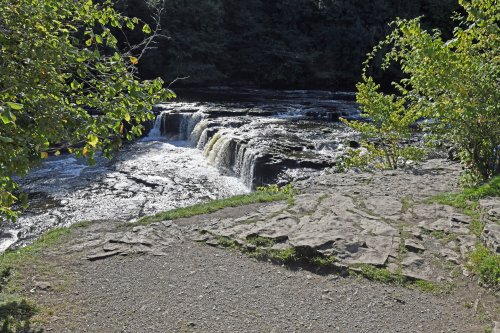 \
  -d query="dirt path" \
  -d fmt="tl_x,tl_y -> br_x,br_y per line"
28,235 -> 492,333
14,159 -> 498,332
